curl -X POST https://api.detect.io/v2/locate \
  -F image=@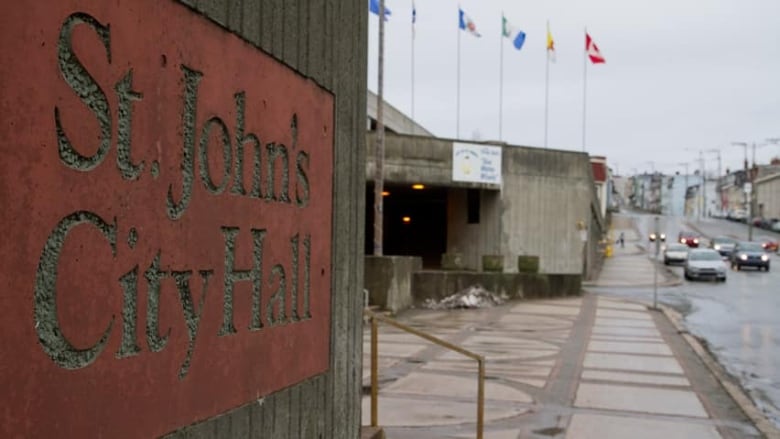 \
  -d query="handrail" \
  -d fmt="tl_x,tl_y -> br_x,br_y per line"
364,309 -> 485,439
